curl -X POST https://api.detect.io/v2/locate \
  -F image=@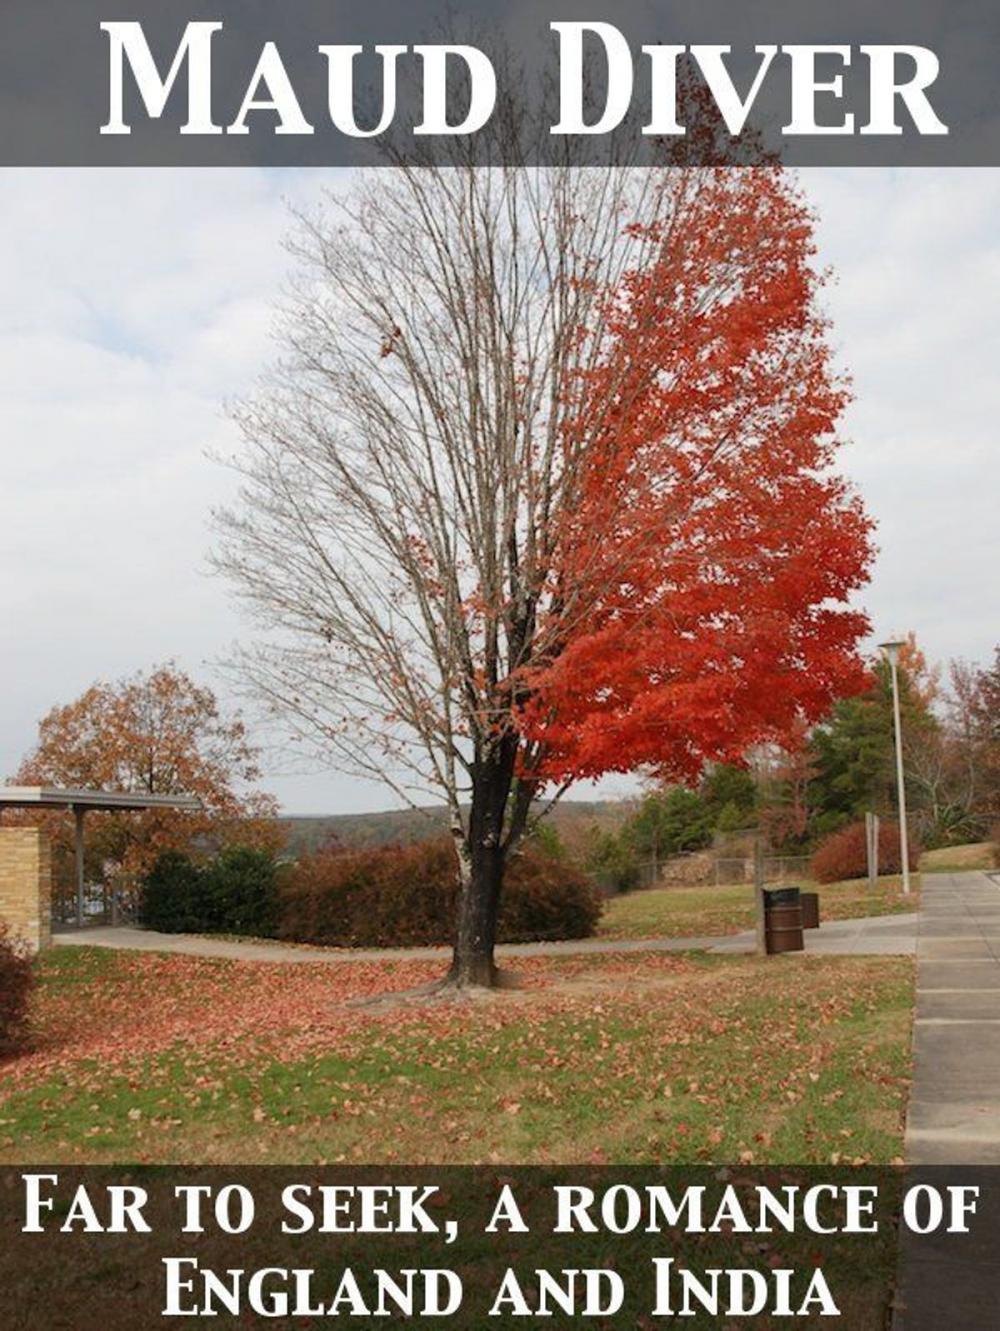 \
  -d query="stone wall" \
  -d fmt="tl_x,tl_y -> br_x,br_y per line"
0,827 -> 52,953
658,851 -> 717,886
